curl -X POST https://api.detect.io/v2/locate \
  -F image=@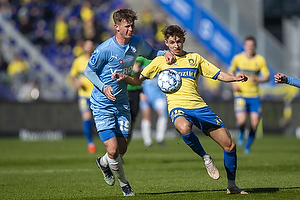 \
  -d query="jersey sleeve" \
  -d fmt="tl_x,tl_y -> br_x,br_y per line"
259,56 -> 270,77
136,36 -> 163,60
198,56 -> 221,79
228,55 -> 238,74
140,57 -> 164,79
87,48 -> 108,72
69,58 -> 79,77
286,76 -> 300,88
